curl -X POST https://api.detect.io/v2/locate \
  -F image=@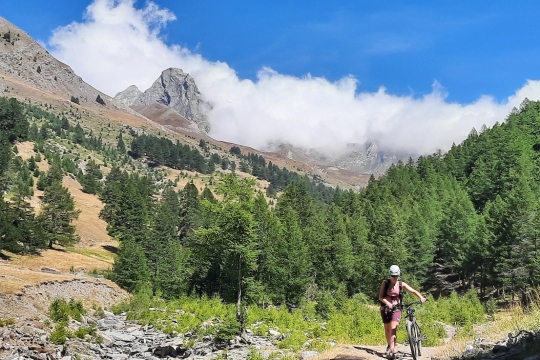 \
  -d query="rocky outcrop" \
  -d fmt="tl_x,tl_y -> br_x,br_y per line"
113,85 -> 143,106
449,329 -> 540,360
114,68 -> 211,133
